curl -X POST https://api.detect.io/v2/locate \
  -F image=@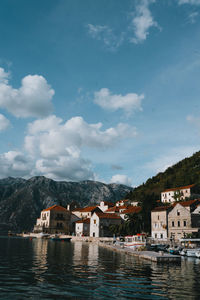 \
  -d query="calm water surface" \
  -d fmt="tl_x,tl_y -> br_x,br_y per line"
0,237 -> 200,299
